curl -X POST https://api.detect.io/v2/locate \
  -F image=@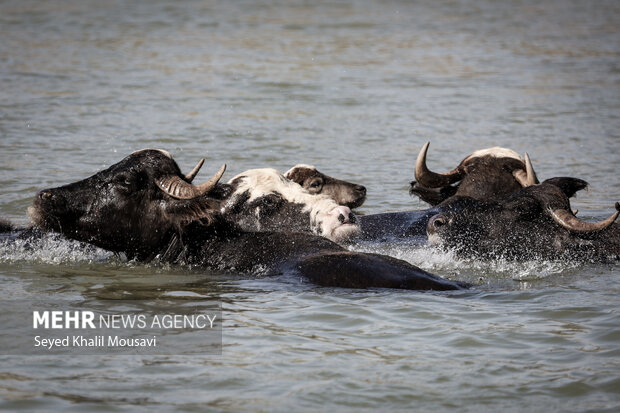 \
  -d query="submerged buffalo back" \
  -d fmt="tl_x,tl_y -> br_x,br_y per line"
26,150 -> 468,291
